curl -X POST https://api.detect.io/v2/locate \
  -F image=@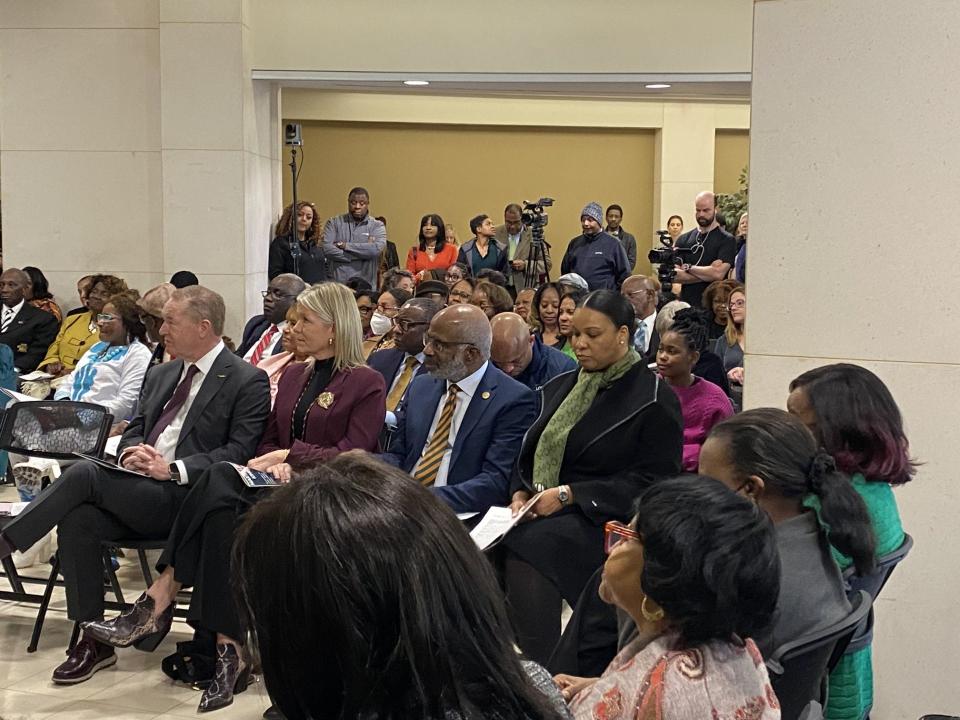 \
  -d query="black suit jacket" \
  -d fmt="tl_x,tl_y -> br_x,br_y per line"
0,302 -> 59,372
119,346 -> 271,483
366,348 -> 428,412
235,315 -> 286,359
